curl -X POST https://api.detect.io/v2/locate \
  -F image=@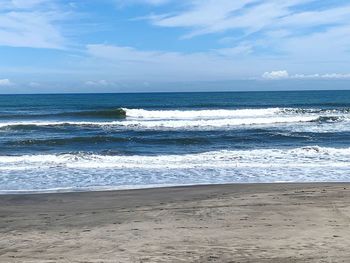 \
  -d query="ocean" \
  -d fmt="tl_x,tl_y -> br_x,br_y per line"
0,90 -> 350,193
